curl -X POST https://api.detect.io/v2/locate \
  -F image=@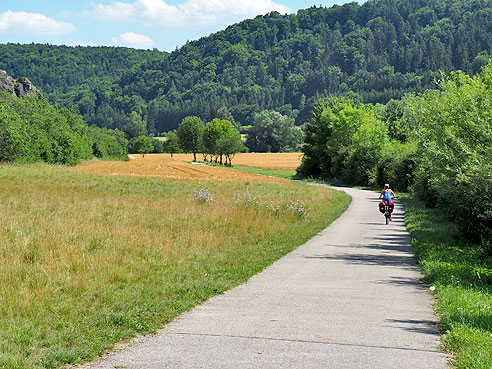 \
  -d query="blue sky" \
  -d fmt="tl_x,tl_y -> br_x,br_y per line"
0,0 -> 365,51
